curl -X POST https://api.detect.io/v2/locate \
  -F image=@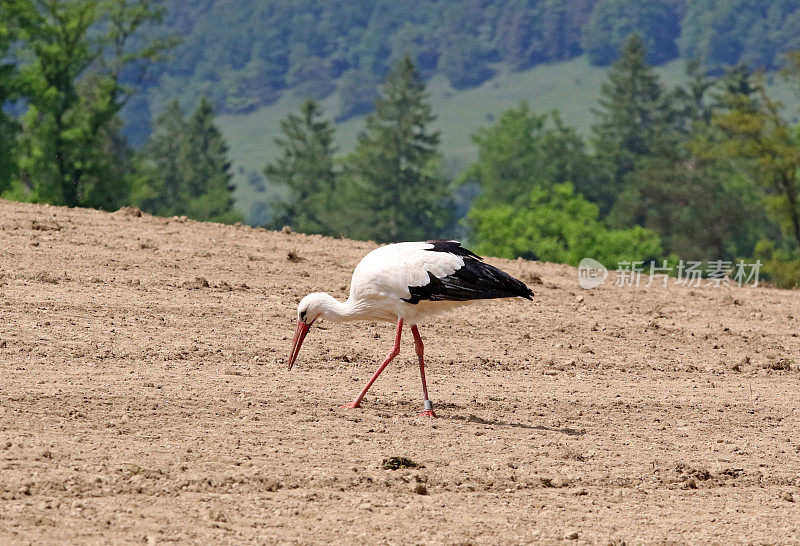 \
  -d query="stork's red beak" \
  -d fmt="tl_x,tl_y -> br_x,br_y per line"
288,320 -> 311,370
